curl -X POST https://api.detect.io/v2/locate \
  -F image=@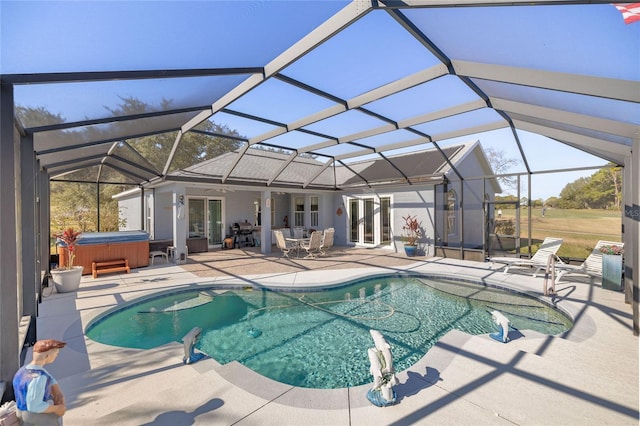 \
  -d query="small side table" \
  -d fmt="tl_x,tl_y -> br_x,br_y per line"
149,251 -> 168,266
166,246 -> 177,263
